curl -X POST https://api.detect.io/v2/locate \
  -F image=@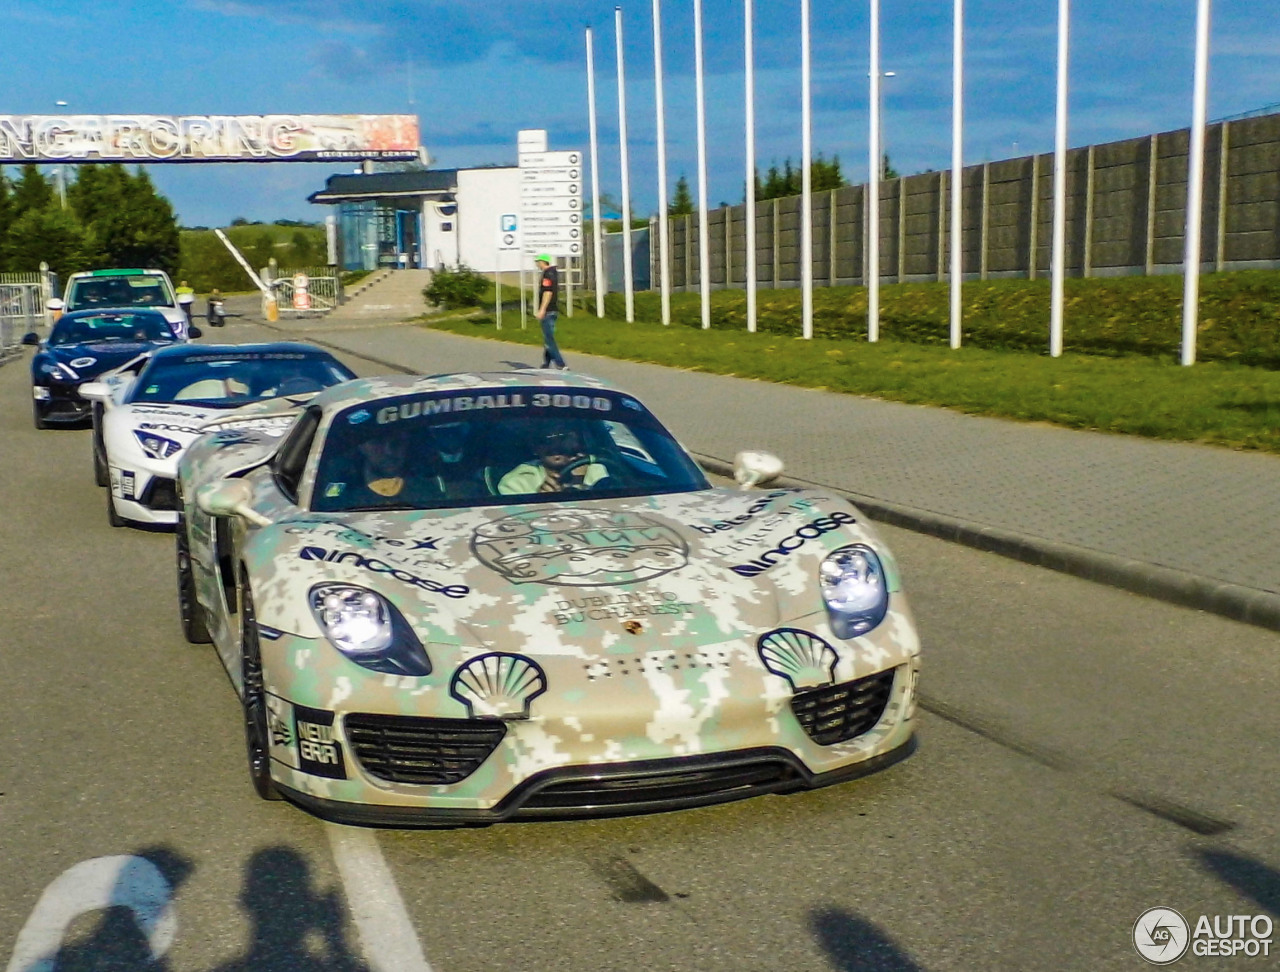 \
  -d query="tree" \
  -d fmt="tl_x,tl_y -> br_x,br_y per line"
669,175 -> 694,216
5,204 -> 91,276
67,164 -> 180,273
755,155 -> 847,201
11,164 -> 54,219
880,154 -> 900,180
